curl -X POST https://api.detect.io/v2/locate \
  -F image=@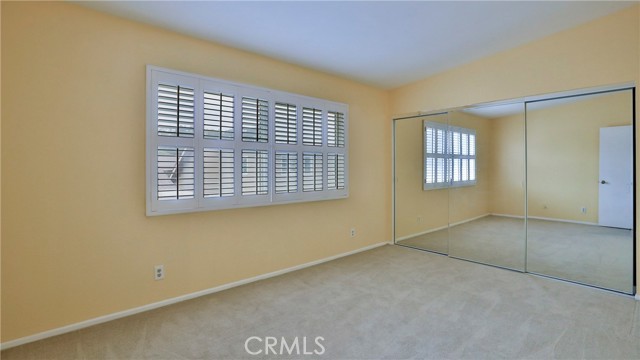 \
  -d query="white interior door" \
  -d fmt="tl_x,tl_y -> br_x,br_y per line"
598,125 -> 633,229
